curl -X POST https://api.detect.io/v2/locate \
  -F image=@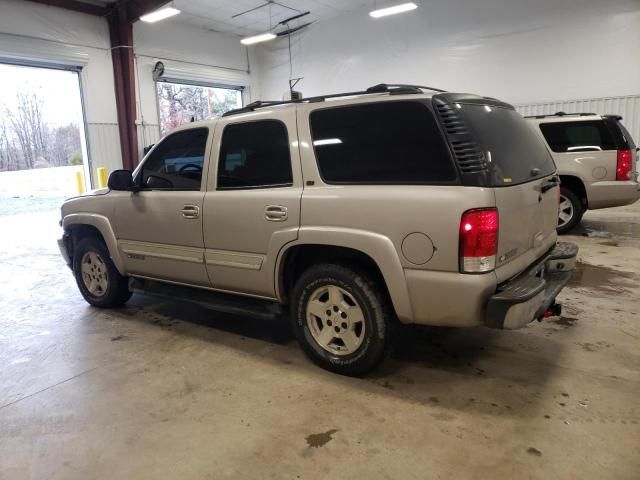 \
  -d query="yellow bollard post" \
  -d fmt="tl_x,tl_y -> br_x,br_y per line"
75,171 -> 85,195
97,167 -> 108,189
